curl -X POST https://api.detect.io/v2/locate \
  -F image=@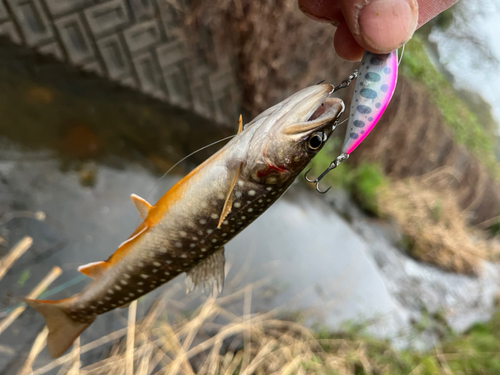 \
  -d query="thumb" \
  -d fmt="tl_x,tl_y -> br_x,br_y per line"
340,0 -> 418,53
